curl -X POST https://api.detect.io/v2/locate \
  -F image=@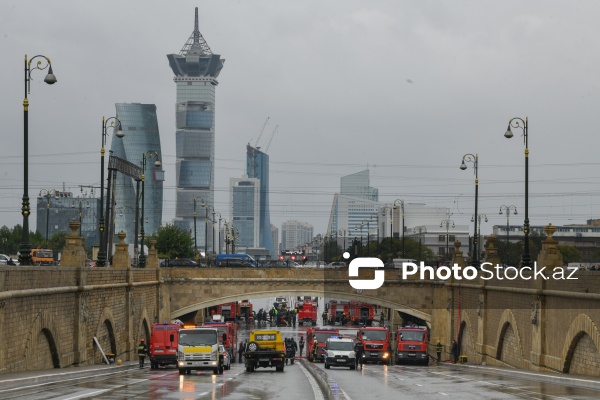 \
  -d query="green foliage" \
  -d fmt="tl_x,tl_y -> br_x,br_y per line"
559,245 -> 581,264
151,223 -> 194,259
48,232 -> 68,255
